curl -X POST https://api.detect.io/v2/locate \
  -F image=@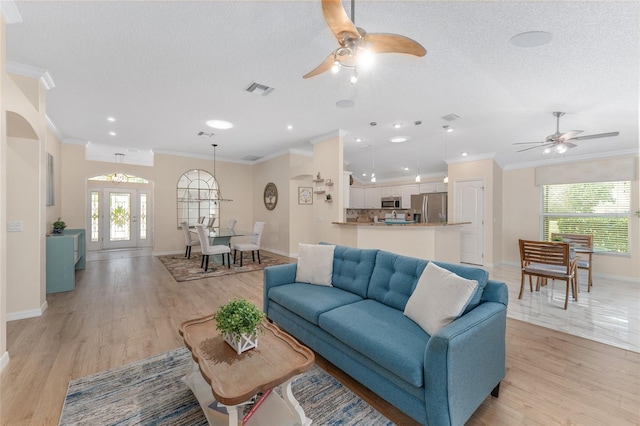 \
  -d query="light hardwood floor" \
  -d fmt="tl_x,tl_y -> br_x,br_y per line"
1,253 -> 639,425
